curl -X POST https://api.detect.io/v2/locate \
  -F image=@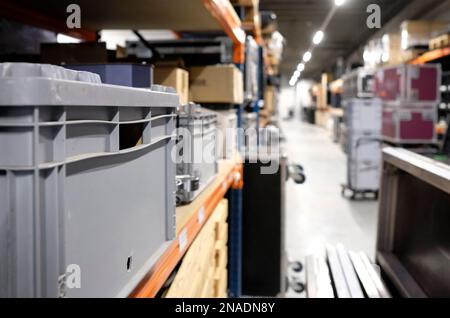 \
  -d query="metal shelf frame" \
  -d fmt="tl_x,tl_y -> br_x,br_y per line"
409,47 -> 450,65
